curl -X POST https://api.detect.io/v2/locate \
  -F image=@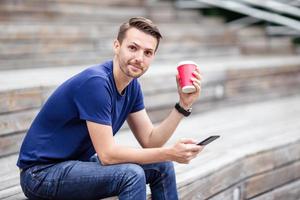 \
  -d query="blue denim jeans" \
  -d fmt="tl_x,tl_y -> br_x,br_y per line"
20,155 -> 178,200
